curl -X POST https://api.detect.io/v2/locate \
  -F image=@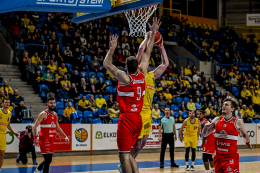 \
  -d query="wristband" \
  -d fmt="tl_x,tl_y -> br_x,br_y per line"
33,136 -> 37,139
